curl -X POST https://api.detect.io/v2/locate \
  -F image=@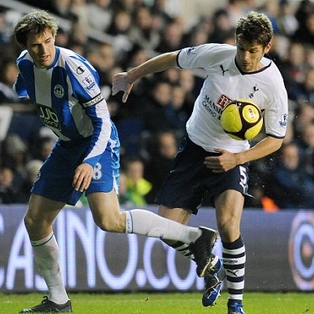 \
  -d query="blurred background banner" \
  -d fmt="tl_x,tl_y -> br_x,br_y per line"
0,205 -> 313,293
